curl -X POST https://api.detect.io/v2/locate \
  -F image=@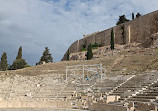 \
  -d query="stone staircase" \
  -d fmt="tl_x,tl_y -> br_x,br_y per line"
108,75 -> 136,95
127,80 -> 158,103
109,73 -> 158,99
